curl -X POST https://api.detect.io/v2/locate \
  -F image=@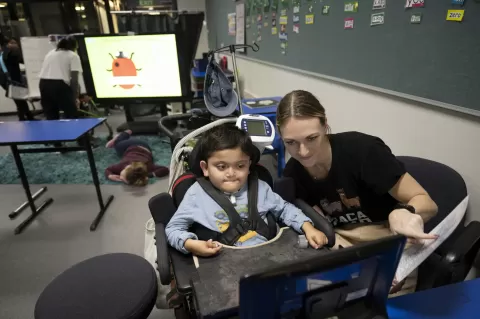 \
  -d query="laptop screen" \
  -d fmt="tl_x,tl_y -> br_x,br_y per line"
239,235 -> 405,319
